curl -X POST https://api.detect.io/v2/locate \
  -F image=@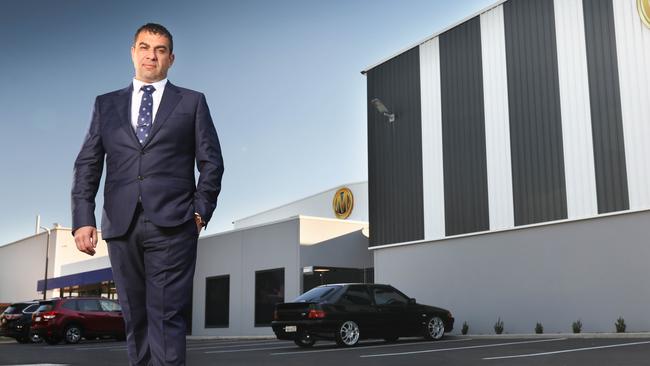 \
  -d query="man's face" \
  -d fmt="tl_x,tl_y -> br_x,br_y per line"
131,31 -> 175,83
